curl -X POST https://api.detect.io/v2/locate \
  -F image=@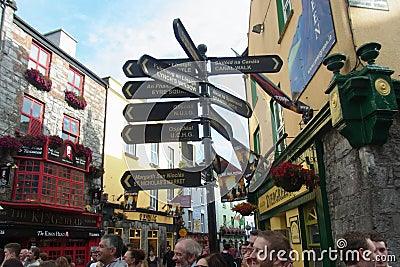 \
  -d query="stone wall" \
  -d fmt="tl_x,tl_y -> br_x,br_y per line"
323,112 -> 400,258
